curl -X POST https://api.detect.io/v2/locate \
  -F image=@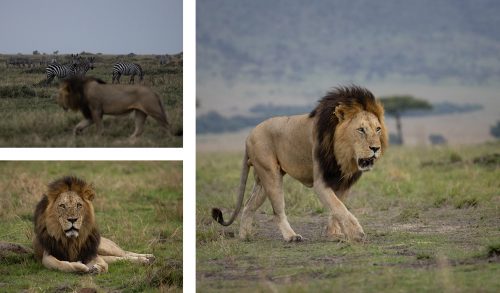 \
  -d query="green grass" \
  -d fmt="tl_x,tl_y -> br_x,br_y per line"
0,54 -> 182,147
197,142 -> 500,292
0,161 -> 182,292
